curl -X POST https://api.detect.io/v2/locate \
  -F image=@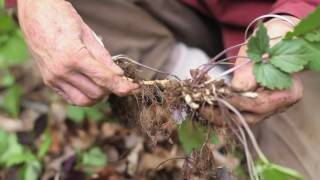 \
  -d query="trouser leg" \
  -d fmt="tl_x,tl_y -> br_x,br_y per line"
71,0 -> 221,79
